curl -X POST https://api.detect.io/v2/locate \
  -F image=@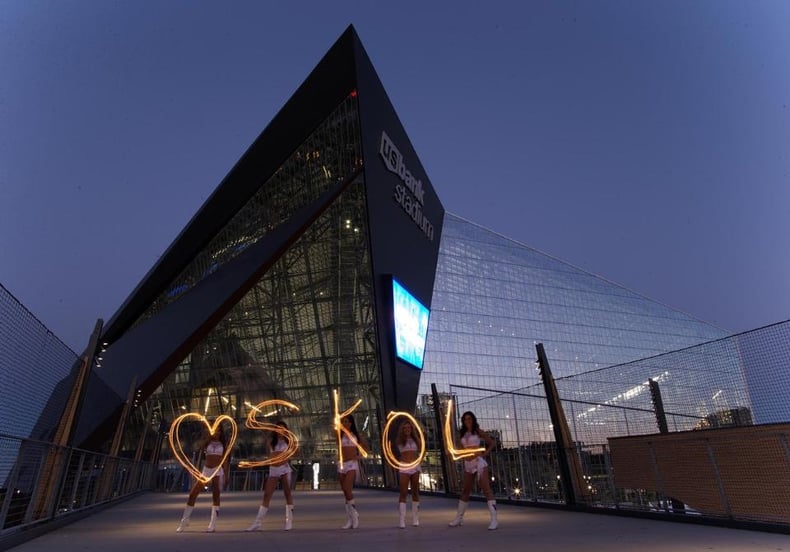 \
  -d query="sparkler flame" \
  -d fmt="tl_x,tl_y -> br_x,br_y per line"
443,399 -> 485,461
382,411 -> 426,470
333,389 -> 368,462
168,414 -> 238,483
238,399 -> 300,468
